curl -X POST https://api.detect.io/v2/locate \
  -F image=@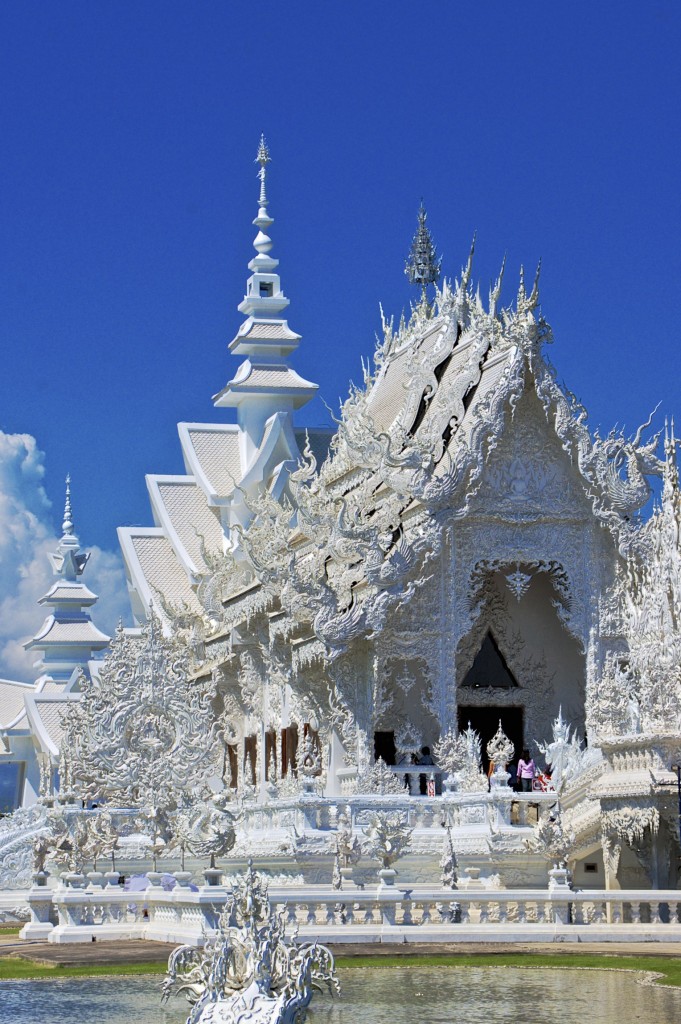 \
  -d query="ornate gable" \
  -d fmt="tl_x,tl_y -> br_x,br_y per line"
471,387 -> 593,523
